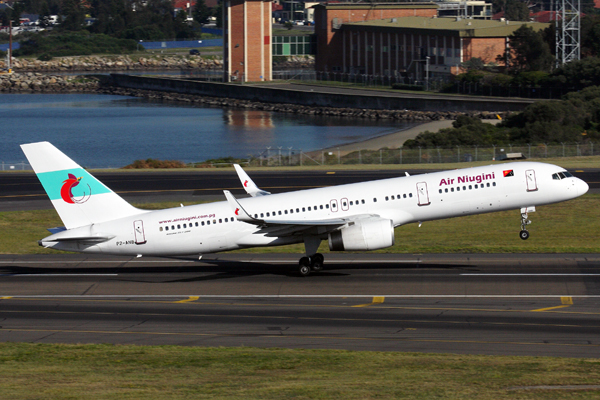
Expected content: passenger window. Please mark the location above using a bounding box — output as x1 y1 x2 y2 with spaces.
457 187 460 192
296 208 300 213
326 204 329 209
451 188 454 192
165 226 169 231
409 193 413 197
183 224 187 228
439 189 442 194
195 222 199 227
260 213 264 218
492 182 496 187
474 184 478 189
403 194 406 199
487 183 490 187
373 198 377 202
285 210 288 214
201 221 205 226
207 221 210 225
177 225 181 229
391 195 395 200
445 188 448 193
350 201 354 206
279 211 282 215
290 209 294 214
361 200 365 204
463 186 466 190
302 207 305 212
308 207 311 211
469 185 472 190
385 196 389 201
219 219 223 223
320 205 323 210
266 213 270 217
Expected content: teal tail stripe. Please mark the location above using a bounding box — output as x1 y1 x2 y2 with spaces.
37 168 112 202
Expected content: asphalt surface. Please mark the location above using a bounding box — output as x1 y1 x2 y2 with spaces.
1 168 598 211
1 169 599 357
1 253 599 357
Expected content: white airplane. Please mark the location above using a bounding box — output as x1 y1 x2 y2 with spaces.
22 141 589 276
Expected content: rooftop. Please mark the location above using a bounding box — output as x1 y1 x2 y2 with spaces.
343 16 550 37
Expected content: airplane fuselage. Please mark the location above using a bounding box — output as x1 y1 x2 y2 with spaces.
41 161 587 256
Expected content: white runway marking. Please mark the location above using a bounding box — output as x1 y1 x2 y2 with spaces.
1 274 119 277
461 274 600 276
2 295 600 299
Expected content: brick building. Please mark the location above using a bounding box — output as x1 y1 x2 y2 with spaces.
314 3 549 79
223 0 272 82
313 3 439 72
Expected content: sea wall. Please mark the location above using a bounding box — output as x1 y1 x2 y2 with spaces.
0 72 510 120
109 74 531 113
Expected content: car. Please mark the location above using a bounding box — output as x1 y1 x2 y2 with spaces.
189 49 200 55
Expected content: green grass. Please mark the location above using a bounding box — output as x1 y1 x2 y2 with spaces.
1 195 599 255
0 343 599 399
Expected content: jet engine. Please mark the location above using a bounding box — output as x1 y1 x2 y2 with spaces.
328 217 395 251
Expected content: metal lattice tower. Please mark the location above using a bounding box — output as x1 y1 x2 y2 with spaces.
555 0 581 68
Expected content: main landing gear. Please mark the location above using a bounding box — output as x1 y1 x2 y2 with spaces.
298 253 324 277
519 211 532 240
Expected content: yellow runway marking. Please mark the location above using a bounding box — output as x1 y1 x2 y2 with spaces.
173 296 199 303
532 297 573 312
326 172 336 174
1 296 13 299
561 296 574 305
352 296 385 307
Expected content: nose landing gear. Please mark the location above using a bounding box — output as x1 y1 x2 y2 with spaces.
519 210 532 240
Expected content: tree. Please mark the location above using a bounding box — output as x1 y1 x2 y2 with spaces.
508 25 553 72
60 0 85 31
504 0 530 21
193 0 212 25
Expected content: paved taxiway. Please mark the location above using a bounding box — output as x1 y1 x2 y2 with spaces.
1 253 599 357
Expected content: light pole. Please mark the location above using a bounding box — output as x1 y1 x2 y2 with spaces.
425 56 430 91
8 19 12 73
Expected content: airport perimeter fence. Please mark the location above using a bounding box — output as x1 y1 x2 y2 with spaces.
249 143 599 167
3 143 597 171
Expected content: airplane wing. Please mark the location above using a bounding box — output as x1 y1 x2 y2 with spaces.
234 164 271 197
223 190 375 237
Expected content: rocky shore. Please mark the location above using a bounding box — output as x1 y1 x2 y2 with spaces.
0 71 507 121
1 55 224 72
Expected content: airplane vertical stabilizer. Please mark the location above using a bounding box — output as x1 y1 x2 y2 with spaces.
21 142 145 229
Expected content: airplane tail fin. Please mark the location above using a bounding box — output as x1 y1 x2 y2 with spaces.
21 142 144 229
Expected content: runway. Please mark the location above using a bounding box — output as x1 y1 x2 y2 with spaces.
1 253 599 357
1 168 599 211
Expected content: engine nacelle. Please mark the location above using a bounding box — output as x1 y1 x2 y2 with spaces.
328 217 395 251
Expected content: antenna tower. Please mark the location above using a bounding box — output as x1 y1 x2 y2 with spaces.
554 0 581 67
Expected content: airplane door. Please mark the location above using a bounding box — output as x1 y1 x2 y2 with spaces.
525 170 538 192
416 182 430 206
134 220 146 244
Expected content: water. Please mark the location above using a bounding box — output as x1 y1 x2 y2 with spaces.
0 93 417 168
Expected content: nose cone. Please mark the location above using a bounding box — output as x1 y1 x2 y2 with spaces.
578 178 589 196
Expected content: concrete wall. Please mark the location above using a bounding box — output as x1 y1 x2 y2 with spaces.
110 73 532 112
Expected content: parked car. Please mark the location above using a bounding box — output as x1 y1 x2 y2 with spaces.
189 49 200 55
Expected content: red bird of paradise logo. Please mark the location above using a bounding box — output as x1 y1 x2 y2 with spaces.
60 173 92 204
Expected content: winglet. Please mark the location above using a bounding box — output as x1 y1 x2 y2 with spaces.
223 190 262 224
233 164 271 197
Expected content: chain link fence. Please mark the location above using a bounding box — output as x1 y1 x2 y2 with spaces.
247 143 598 167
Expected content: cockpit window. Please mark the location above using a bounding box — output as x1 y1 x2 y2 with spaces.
552 171 573 180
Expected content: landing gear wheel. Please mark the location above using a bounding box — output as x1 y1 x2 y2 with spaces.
310 253 324 272
520 211 532 241
299 257 311 277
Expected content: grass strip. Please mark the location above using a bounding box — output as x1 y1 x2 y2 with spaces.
0 343 599 400
1 194 598 255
